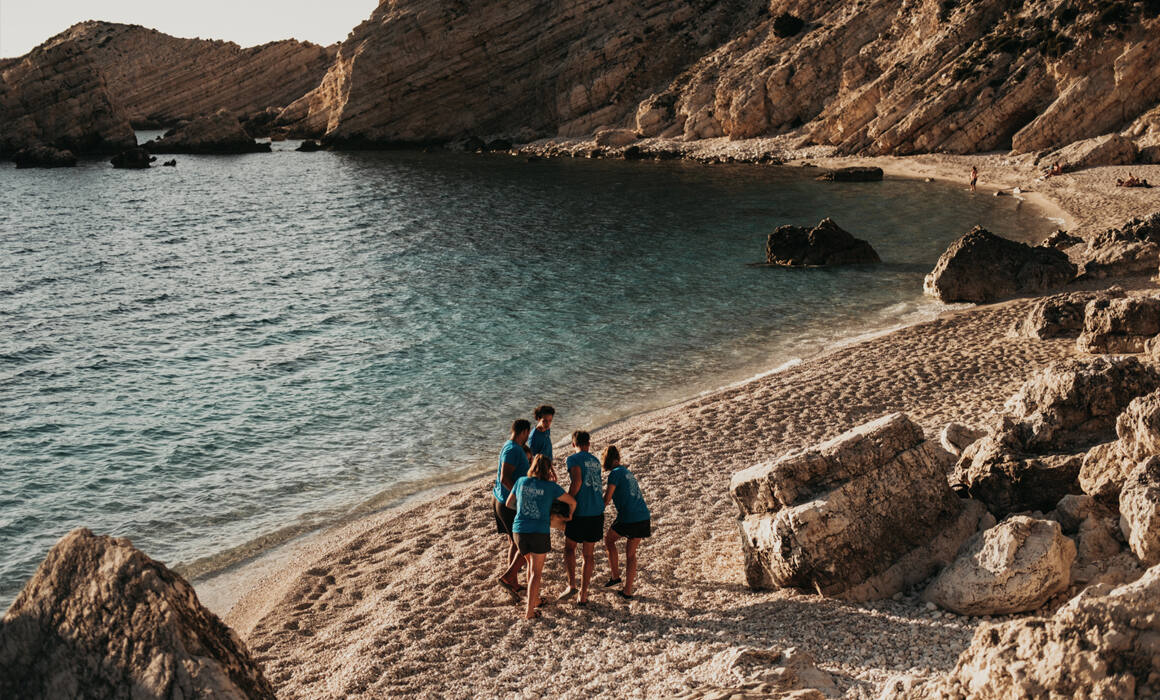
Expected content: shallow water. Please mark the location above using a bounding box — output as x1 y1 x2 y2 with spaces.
0 145 1055 605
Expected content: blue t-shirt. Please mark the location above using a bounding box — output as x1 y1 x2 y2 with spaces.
608 466 650 523
511 476 565 534
566 451 604 517
529 427 552 462
493 440 530 503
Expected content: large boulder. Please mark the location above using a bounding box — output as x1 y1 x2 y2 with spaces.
1013 289 1123 340
12 145 77 168
1082 213 1160 279
814 166 883 182
911 564 1160 699
146 110 272 154
0 528 275 700
730 413 986 600
1077 296 1160 354
1081 390 1160 501
923 516 1075 616
764 218 881 267
594 128 638 148
1047 133 1138 171
1120 456 1160 565
110 147 154 169
923 227 1076 304
953 357 1160 515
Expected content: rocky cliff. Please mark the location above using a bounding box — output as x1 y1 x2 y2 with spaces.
280 0 1160 157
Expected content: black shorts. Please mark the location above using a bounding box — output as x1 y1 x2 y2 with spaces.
515 532 551 555
612 519 652 539
493 498 516 535
565 514 605 543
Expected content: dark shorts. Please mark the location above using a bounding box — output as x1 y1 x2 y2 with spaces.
612 519 652 539
515 532 551 555
565 514 605 543
493 498 516 535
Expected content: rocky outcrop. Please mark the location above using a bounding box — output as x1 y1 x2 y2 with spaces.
923 516 1075 615
1013 289 1123 340
110 147 154 169
730 413 986 600
1120 456 1160 565
146 111 272 154
0 528 274 700
912 564 1160 699
923 227 1076 304
11 145 77 168
953 356 1160 515
1043 132 1138 171
763 218 880 267
1077 296 1160 354
1081 213 1160 279
814 166 882 182
1081 389 1160 501
0 35 136 156
940 422 985 458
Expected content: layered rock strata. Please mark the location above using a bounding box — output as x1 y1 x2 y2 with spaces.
0 528 274 700
730 413 985 600
923 227 1076 304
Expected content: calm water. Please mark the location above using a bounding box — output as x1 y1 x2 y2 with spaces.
0 144 1055 605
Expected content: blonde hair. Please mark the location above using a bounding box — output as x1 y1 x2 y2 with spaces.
529 454 553 481
601 445 620 471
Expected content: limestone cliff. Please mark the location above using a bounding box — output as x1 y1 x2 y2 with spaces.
282 0 1160 157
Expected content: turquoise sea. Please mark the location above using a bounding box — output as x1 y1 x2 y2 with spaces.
0 143 1057 606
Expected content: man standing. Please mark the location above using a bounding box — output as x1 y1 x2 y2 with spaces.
560 430 604 605
529 405 554 463
494 419 531 599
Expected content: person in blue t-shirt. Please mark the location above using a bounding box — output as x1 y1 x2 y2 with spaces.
559 430 604 605
602 445 651 599
528 404 555 463
493 419 531 600
504 454 575 619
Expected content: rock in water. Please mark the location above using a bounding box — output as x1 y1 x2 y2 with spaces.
814 166 883 182
1120 457 1160 565
146 110 272 154
923 516 1076 615
912 564 1160 699
110 147 154 169
0 528 275 700
730 413 986 600
1077 296 1160 354
923 227 1076 303
12 145 78 168
764 218 881 267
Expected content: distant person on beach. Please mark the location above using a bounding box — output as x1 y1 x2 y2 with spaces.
494 419 531 599
969 166 978 192
504 454 576 619
560 430 604 605
529 405 555 464
602 445 651 599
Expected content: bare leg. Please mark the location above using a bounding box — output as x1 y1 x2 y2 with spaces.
500 537 524 585
525 553 546 620
624 538 640 596
580 542 595 603
564 539 578 592
604 529 621 580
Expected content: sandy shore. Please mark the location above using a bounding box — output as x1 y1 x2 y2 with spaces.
214 149 1160 698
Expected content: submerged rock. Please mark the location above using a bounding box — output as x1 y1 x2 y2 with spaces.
764 218 880 267
12 145 77 168
814 166 882 182
923 516 1075 615
923 226 1076 304
146 110 272 154
0 528 275 700
730 413 985 600
110 146 154 169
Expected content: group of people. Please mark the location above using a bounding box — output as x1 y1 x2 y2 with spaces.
1117 172 1153 188
491 405 652 620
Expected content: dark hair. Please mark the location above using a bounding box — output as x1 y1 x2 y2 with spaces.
529 454 553 481
533 404 555 419
511 419 531 438
571 430 590 448
602 445 620 471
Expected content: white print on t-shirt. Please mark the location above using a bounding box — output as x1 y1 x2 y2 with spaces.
522 484 545 520
624 472 641 501
583 457 601 491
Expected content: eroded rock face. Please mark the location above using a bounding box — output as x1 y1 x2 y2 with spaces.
940 422 985 458
1082 213 1160 278
923 227 1076 304
1120 456 1160 565
1081 390 1160 501
730 413 983 600
1077 296 1160 354
0 528 275 700
1013 290 1123 340
12 145 77 168
923 516 1075 616
146 110 272 154
913 564 1160 699
1046 132 1138 171
764 218 880 267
